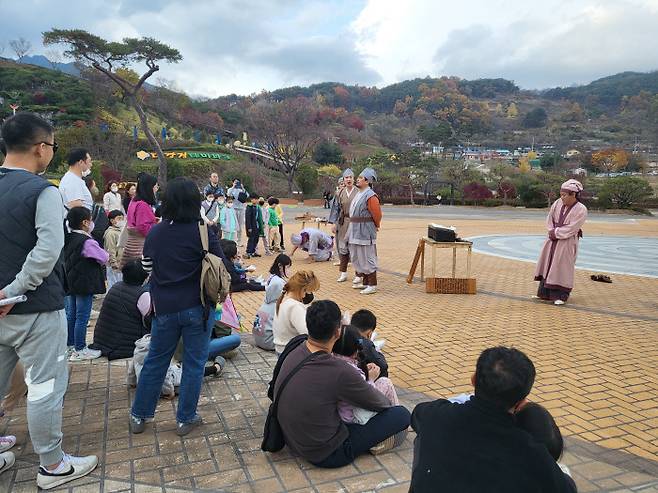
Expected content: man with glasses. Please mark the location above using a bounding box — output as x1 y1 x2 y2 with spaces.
58 148 94 210
0 113 98 489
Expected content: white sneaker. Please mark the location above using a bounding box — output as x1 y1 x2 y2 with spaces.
0 451 15 475
337 272 348 282
0 435 16 453
69 347 102 362
36 453 98 490
352 283 365 289
352 276 363 285
360 286 378 295
554 300 565 306
332 261 341 266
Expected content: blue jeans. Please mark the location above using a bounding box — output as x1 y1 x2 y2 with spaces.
65 294 94 350
208 334 241 359
312 406 411 468
131 305 211 424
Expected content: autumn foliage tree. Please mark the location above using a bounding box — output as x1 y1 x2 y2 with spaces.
463 182 493 205
592 148 629 176
43 29 182 185
247 97 323 194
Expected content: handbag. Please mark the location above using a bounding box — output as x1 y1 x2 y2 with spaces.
261 350 323 452
198 222 231 307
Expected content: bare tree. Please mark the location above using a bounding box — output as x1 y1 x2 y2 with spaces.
247 97 323 195
43 29 182 185
9 37 32 61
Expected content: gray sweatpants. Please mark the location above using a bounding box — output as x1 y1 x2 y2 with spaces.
0 309 68 467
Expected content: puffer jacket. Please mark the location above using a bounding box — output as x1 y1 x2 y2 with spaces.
127 334 182 398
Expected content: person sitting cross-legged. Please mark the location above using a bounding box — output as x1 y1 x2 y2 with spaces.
267 300 410 468
410 346 577 493
89 260 151 360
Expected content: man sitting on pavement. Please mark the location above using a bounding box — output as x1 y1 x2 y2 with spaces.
410 346 577 493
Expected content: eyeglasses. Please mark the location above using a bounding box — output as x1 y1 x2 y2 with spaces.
35 141 58 153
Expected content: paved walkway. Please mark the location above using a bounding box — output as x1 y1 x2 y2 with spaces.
1 211 657 492
469 235 658 277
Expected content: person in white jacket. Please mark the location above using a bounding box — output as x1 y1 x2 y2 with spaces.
253 254 292 350
272 270 320 354
103 181 125 214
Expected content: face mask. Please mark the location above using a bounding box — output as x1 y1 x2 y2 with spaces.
302 292 314 305
218 199 225 205
227 203 233 208
82 168 92 177
86 220 95 232
111 185 118 193
116 220 126 229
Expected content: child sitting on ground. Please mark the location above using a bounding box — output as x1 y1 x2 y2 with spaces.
220 239 265 292
332 325 399 425
515 402 571 476
350 309 388 378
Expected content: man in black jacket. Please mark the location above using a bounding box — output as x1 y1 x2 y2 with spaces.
410 346 577 493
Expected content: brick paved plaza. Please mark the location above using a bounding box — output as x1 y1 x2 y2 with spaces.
1 207 657 492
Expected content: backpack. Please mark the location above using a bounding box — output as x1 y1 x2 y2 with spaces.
198 222 231 307
237 190 248 203
91 204 109 247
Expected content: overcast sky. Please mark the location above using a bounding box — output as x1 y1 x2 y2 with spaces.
1 0 658 97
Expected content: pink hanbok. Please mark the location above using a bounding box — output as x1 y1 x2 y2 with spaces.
534 198 588 301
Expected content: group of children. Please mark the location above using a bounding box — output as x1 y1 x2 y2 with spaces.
201 190 285 257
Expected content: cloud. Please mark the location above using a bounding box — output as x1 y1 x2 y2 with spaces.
432 1 658 88
249 36 381 86
2 0 658 95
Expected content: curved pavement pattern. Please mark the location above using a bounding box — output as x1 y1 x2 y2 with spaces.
468 235 658 278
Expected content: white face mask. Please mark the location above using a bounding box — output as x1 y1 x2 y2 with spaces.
82 168 92 177
111 185 119 193
116 220 126 229
227 203 233 208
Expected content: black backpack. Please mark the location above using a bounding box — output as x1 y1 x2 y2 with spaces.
91 204 109 248
237 191 248 203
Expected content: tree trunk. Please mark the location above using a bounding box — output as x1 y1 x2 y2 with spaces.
287 173 295 197
130 95 168 185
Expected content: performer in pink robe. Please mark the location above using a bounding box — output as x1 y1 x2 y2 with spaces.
534 179 588 305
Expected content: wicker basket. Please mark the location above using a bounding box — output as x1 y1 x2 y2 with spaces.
425 277 477 294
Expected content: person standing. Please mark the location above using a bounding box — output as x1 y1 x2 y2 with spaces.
245 193 264 258
274 198 285 251
123 183 137 212
348 168 382 295
130 177 225 437
203 172 224 198
329 169 358 282
0 113 98 489
120 173 158 268
58 148 93 211
104 210 125 289
227 179 247 246
533 179 588 306
103 181 125 214
220 196 239 241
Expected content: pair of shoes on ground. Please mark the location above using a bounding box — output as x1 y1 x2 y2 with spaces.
351 276 377 295
68 346 101 362
1 437 97 491
591 274 612 283
130 414 203 437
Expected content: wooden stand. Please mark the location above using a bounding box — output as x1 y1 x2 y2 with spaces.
407 238 476 294
295 214 329 230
